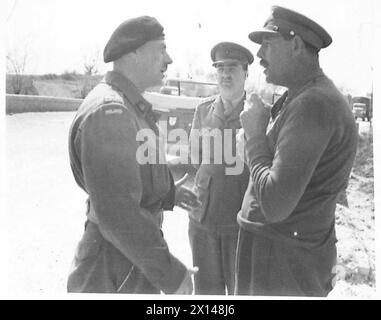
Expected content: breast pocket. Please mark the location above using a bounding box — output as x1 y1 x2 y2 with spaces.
189 174 212 223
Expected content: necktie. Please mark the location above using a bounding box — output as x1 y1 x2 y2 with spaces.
224 100 234 117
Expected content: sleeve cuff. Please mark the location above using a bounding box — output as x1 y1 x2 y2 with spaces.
157 254 187 294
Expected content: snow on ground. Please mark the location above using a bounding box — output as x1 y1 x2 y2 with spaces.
3 112 376 298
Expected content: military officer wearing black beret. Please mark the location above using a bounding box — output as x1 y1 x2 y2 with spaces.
188 42 253 295
67 16 199 294
236 6 358 296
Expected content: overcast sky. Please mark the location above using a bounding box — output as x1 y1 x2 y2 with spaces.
3 0 379 95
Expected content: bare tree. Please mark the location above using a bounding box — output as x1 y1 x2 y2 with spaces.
83 48 100 76
5 29 37 95
6 45 29 94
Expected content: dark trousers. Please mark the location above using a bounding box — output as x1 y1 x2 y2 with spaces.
67 221 159 294
188 220 238 295
235 228 336 296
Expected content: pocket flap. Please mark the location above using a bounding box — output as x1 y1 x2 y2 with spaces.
195 173 212 190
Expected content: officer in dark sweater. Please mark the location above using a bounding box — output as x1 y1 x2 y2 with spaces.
236 6 358 296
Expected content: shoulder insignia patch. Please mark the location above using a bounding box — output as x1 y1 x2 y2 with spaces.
103 90 124 105
105 108 124 115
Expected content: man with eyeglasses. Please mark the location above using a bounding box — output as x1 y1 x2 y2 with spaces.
188 42 253 295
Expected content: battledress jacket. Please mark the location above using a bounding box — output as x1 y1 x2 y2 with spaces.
68 71 186 293
189 95 249 233
235 70 358 296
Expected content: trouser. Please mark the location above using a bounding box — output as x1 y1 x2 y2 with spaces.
67 220 159 294
188 219 238 295
235 227 336 297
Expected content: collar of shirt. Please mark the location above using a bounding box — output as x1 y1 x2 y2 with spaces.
221 92 245 115
212 93 246 123
271 91 288 120
103 71 161 122
271 69 326 120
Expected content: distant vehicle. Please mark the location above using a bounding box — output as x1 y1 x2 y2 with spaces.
143 90 203 139
144 79 218 148
352 96 372 121
352 103 368 121
159 78 219 98
159 85 183 96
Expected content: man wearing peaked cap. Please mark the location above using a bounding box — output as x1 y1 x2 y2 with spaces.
67 16 199 295
211 42 254 67
248 6 332 50
188 42 253 295
236 7 358 296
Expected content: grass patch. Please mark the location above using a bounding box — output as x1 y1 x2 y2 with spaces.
353 130 373 179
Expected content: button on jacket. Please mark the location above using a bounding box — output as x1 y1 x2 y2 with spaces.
189 95 249 233
236 70 358 296
67 71 186 293
188 95 249 294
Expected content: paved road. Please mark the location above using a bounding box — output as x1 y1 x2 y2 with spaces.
4 112 193 296
4 112 373 297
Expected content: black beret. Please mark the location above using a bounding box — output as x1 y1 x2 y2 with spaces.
211 42 254 67
103 16 165 63
249 6 332 50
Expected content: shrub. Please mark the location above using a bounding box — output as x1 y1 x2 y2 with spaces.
61 70 79 81
353 130 373 179
6 74 38 95
76 78 99 99
40 73 59 80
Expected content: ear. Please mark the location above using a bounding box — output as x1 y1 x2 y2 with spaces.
291 35 304 56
